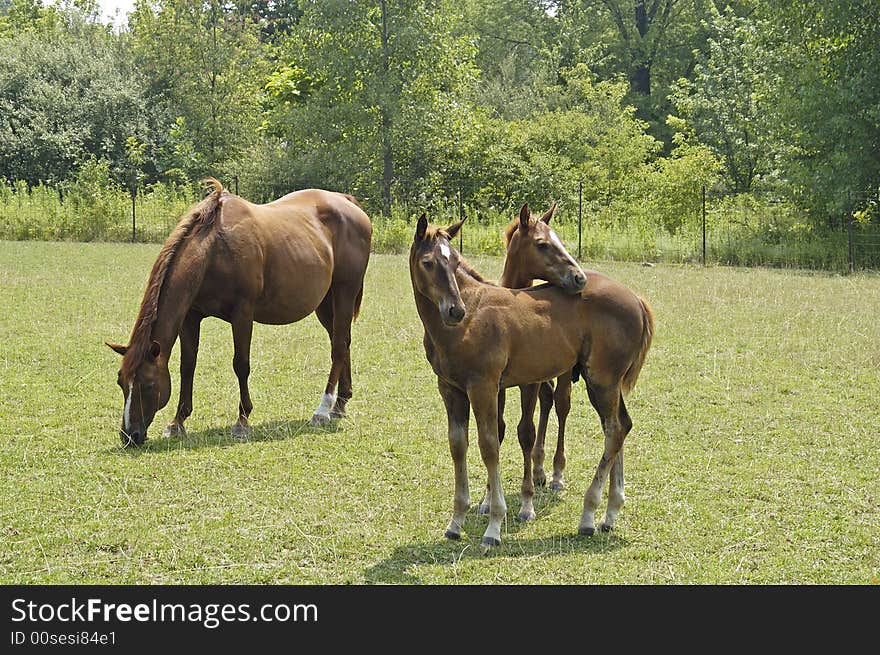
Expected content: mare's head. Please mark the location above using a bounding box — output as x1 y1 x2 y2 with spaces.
410 214 467 326
106 340 172 446
504 202 586 293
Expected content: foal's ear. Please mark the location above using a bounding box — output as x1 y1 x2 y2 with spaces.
519 203 531 231
106 342 128 357
148 340 161 359
415 213 428 242
541 201 558 224
445 216 467 240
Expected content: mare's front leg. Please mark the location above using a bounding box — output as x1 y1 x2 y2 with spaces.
468 381 506 554
231 311 254 439
164 310 202 438
439 380 471 540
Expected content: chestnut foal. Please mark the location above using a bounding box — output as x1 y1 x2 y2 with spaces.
409 215 653 552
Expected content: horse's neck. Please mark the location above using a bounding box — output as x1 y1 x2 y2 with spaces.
499 257 532 289
150 234 215 351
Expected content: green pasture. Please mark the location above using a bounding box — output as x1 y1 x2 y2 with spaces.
0 241 877 584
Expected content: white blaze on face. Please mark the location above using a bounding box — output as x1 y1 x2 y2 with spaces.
549 229 578 266
123 381 133 432
439 242 451 261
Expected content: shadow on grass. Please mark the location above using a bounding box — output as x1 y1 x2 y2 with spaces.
363 490 626 584
107 418 343 456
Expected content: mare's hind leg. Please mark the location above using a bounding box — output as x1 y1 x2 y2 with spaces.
532 380 554 487
439 380 471 540
579 382 631 536
550 372 572 491
516 384 539 521
230 311 255 440
164 310 202 438
313 293 349 419
311 283 357 426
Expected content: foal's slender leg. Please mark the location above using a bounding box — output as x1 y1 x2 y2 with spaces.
311 283 356 426
478 389 506 515
532 380 554 487
579 383 631 536
468 382 506 552
601 395 631 531
165 310 202 438
550 372 573 491
517 384 539 521
230 311 255 439
439 380 471 540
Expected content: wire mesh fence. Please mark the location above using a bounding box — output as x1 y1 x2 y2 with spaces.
1 176 878 272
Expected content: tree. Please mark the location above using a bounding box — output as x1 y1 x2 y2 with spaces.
128 0 268 181
263 0 480 214
0 8 145 185
670 10 776 193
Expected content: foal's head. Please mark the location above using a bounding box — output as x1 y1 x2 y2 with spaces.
504 202 586 294
106 340 172 446
410 214 467 326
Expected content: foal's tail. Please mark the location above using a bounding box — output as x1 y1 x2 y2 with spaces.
352 283 364 322
621 297 654 394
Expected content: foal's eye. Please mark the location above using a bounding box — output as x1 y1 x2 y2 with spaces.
422 260 434 269
537 241 550 250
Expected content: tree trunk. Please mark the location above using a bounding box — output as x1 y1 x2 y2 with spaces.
380 0 392 217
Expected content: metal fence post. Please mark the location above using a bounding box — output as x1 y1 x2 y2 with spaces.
847 196 854 274
130 183 137 243
702 185 707 266
234 174 239 196
457 183 464 254
578 179 583 260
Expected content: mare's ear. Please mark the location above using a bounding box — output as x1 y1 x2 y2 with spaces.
541 201 558 224
445 216 467 240
519 203 531 232
106 342 128 356
148 340 161 359
415 213 428 242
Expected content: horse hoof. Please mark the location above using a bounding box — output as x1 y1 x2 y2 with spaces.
480 536 501 555
444 529 461 541
599 523 613 533
534 476 547 487
163 424 186 439
310 413 331 427
549 481 564 492
329 410 346 419
517 510 536 522
578 526 595 537
231 425 251 440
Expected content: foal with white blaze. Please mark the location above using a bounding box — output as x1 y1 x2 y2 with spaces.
409 215 653 552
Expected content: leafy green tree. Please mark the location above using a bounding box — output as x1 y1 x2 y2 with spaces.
0 9 145 185
670 10 776 193
128 0 268 181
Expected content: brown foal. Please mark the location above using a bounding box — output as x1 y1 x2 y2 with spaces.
499 202 582 492
409 215 653 552
107 179 372 446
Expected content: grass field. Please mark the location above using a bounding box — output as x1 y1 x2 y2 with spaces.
0 241 878 584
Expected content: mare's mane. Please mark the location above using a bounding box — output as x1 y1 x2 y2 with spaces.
120 178 225 380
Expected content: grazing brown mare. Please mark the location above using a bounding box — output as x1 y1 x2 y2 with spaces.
409 215 653 552
106 179 372 446
499 202 581 493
